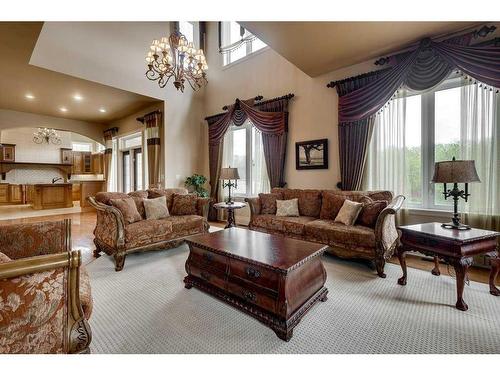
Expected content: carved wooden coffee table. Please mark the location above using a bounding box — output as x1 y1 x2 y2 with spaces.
184 227 328 341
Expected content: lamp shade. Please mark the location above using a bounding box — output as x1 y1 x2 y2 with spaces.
220 167 240 180
431 159 480 183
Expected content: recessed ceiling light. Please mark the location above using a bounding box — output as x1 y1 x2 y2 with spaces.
59 107 68 112
99 108 107 113
25 93 35 100
73 94 83 101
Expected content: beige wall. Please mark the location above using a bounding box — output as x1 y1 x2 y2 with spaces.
202 22 381 190
0 109 105 143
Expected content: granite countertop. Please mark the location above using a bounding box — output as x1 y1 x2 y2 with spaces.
32 183 73 186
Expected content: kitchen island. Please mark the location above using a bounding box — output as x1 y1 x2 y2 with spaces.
27 183 73 210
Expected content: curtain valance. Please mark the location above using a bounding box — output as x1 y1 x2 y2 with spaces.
330 37 500 123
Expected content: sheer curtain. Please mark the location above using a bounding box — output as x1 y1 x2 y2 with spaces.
362 94 416 201
460 83 499 229
251 126 270 194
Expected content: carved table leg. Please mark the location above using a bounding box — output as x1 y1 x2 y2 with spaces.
397 248 407 286
431 256 441 276
225 208 236 229
453 260 470 311
489 257 500 296
183 276 193 289
274 327 293 342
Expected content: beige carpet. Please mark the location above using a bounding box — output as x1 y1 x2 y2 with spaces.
86 244 500 354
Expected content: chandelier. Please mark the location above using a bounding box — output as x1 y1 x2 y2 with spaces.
145 31 208 92
33 128 62 145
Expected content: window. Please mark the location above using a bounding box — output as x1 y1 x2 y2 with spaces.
72 142 92 152
179 21 194 45
220 22 267 66
222 121 270 197
118 133 144 193
364 76 499 214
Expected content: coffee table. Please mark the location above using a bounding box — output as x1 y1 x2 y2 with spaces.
184 227 328 341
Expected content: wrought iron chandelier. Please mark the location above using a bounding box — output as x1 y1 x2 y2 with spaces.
33 128 62 145
145 31 208 92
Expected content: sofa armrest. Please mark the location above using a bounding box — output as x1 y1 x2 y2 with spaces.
196 197 212 220
87 196 126 248
374 195 405 259
0 250 91 354
244 197 261 221
0 219 71 260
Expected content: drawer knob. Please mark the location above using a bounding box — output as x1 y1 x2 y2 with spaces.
245 267 261 279
242 290 256 302
202 252 214 262
200 271 211 281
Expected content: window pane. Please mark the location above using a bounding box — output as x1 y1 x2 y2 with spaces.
251 127 270 195
223 127 247 196
251 37 266 53
405 95 422 205
72 142 92 152
123 152 130 193
434 86 461 207
179 22 194 44
135 150 143 191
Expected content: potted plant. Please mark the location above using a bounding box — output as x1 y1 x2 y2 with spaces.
184 174 209 197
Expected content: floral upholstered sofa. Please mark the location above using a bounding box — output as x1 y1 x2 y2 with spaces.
88 188 211 271
245 188 405 277
0 219 92 354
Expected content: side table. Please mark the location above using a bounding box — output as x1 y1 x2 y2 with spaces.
213 202 247 229
397 222 499 311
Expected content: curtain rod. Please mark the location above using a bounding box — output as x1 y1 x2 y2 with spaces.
204 93 295 121
222 95 263 110
103 126 118 133
136 110 162 123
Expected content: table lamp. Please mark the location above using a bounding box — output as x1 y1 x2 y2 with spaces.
431 157 480 230
220 167 240 204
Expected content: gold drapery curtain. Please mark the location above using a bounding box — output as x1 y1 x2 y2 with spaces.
144 111 163 188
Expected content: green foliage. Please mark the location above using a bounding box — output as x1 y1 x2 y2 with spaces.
184 174 209 198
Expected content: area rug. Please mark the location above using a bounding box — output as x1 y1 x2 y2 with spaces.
86 244 500 354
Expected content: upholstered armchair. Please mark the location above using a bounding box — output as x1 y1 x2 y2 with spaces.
0 219 92 354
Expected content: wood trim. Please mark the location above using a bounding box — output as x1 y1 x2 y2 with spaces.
0 161 73 180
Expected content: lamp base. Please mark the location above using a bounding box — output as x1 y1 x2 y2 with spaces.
225 199 234 205
441 222 471 231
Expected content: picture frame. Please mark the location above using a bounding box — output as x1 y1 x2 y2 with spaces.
295 138 328 170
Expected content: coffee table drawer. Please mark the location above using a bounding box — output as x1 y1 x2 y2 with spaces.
229 259 279 291
189 263 226 291
190 246 228 273
227 282 277 313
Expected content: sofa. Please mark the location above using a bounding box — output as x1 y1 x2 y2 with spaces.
88 188 211 272
245 188 405 277
0 219 92 354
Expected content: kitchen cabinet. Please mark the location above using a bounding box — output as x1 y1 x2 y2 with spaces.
83 152 92 173
0 184 8 203
0 144 16 162
91 153 104 174
72 152 83 174
72 182 81 201
8 184 23 203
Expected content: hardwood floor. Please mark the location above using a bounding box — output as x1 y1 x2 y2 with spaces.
0 212 494 285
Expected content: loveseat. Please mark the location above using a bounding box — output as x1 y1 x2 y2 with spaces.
0 219 92 354
245 188 405 277
88 188 211 271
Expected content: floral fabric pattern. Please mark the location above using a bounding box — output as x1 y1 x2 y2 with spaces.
276 198 300 217
251 214 316 235
147 188 188 211
144 196 170 220
319 192 348 220
171 194 198 216
110 197 142 224
124 219 173 249
334 200 363 226
128 190 149 218
259 193 283 214
357 197 388 228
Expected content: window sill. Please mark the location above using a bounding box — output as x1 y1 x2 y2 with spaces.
404 207 453 218
221 46 271 71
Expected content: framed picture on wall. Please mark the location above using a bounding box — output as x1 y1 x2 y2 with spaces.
295 138 328 170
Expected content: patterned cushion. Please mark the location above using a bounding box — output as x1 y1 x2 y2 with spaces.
171 194 198 216
162 215 206 235
297 190 322 217
334 200 363 226
357 196 388 228
276 198 299 217
305 220 376 249
110 197 142 224
95 192 129 205
124 219 174 249
144 196 170 220
127 191 148 219
0 251 11 263
259 192 283 214
148 188 188 211
320 192 347 220
79 267 93 320
251 214 317 235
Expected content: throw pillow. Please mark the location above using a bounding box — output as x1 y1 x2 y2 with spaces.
276 198 300 217
334 199 363 226
259 192 283 214
128 190 148 218
143 196 170 220
297 190 322 217
110 197 142 224
357 196 388 228
171 193 198 216
0 251 11 264
320 192 347 220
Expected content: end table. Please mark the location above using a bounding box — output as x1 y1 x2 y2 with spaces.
397 222 499 311
213 202 246 229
